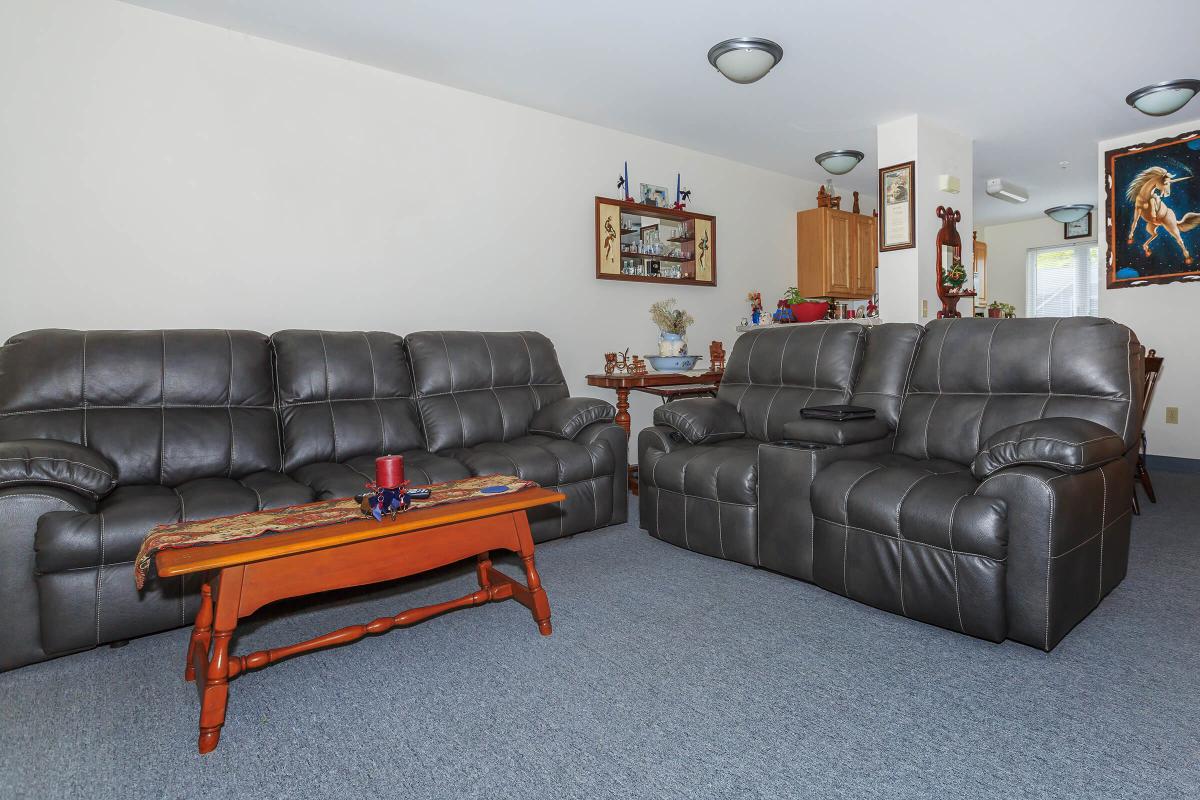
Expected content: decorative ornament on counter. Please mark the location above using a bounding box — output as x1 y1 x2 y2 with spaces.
942 257 969 291
852 191 861 214
603 348 632 375
631 356 648 376
747 291 764 325
773 300 796 324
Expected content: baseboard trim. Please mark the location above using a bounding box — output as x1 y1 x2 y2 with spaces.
1146 454 1200 474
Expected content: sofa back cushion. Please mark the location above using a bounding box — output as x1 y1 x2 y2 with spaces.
894 317 1142 465
0 329 281 485
717 324 865 442
407 331 569 451
850 323 925 428
272 330 425 472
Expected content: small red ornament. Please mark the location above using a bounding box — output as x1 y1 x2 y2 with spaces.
375 455 405 489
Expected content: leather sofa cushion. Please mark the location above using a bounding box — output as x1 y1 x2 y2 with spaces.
894 317 1141 466
640 438 759 505
850 323 924 427
717 324 864 441
529 397 615 440
408 331 570 451
0 439 116 499
290 450 470 499
445 435 614 487
810 453 1008 641
35 473 314 574
272 331 425 472
0 329 282 485
972 417 1126 479
653 398 745 444
780 417 891 446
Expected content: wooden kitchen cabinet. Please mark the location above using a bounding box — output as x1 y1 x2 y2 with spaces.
796 207 877 299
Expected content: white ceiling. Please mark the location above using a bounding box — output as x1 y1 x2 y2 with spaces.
121 0 1200 226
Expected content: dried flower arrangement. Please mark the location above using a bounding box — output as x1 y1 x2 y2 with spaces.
649 298 694 335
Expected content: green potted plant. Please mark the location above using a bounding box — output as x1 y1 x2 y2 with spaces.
987 300 1004 319
783 287 828 323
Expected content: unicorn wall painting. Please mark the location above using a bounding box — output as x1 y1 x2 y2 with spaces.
1105 129 1200 288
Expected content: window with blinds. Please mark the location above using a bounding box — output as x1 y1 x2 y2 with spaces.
1025 242 1099 317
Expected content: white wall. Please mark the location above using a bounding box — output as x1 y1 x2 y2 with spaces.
0 0 830 456
977 216 1082 315
1098 118 1200 460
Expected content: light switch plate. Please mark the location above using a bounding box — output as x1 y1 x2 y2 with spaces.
921 299 929 318
1166 406 1179 424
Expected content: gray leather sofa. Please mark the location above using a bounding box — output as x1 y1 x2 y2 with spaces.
0 329 625 671
641 318 1143 650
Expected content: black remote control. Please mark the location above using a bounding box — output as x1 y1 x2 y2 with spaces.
406 488 432 499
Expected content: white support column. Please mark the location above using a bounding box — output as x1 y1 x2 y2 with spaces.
876 115 973 323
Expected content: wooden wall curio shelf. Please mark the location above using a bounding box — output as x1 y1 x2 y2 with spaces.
595 196 716 287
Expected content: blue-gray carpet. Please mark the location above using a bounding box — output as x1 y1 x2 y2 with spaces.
2 474 1198 799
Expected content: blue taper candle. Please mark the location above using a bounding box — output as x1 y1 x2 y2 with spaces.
676 173 680 204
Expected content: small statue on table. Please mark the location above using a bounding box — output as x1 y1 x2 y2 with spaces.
709 341 725 373
630 356 648 376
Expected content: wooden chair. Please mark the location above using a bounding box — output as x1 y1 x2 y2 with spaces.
1132 348 1163 515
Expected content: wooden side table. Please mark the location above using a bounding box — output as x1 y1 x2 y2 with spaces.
586 371 723 494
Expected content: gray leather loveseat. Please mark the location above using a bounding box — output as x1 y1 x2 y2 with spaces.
0 329 625 671
640 318 1143 650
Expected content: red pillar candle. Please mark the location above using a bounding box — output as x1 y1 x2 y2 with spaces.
375 455 404 489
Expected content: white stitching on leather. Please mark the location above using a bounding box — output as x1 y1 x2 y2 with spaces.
973 321 1000 453
516 332 541 421
95 511 105 645
841 465 884 596
479 333 509 440
712 457 728 559
985 434 1117 449
362 333 389 454
226 330 236 478
0 457 113 478
1098 465 1107 602
814 514 1004 561
893 473 937 616
81 331 89 447
437 332 469 449
318 332 339 462
946 495 966 632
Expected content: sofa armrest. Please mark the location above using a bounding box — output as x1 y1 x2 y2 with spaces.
653 398 745 444
0 439 117 500
971 418 1126 480
781 417 891 446
529 397 616 440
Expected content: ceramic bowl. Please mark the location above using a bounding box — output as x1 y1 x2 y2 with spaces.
646 355 702 372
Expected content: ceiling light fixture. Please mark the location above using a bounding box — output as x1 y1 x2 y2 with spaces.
707 38 784 84
815 150 865 175
1125 79 1200 116
1044 204 1094 224
985 178 1029 204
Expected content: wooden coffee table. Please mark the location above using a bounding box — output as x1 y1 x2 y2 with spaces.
156 487 564 754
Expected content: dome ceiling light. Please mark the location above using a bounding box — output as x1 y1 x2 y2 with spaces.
707 38 784 84
1126 79 1200 116
815 150 865 175
1045 204 1094 224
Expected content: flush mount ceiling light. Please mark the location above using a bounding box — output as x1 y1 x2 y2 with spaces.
1126 79 1200 116
707 38 784 84
1045 204 1094 224
985 178 1029 204
815 150 865 175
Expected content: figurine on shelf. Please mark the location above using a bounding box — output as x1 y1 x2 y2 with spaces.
866 293 880 318
817 184 831 208
709 341 726 373
672 173 691 210
617 161 632 201
773 301 795 324
852 191 860 214
630 356 648 376
748 291 764 325
605 348 631 374
830 193 842 210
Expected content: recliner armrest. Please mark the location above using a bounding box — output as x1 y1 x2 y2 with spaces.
653 398 745 444
528 397 616 440
971 417 1125 480
780 417 892 446
0 439 117 499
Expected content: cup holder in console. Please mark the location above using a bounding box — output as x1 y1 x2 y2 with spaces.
772 440 828 450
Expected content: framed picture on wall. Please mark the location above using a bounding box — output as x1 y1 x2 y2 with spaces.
1064 212 1092 240
1104 128 1200 288
879 161 915 251
639 183 668 208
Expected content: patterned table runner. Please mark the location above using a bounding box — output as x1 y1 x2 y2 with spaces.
134 474 535 588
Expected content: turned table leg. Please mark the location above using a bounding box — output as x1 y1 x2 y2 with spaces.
185 583 214 682
614 387 631 435
512 513 551 636
198 566 244 755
